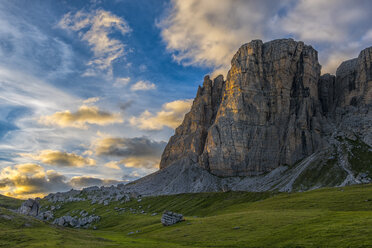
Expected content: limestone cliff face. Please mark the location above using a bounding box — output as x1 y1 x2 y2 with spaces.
160 75 224 169
202 39 325 176
334 47 372 108
160 39 372 177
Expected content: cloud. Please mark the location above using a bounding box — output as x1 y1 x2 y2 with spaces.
158 0 287 74
0 163 70 199
59 9 131 76
0 163 123 198
104 161 121 170
159 0 372 74
93 136 166 169
39 104 123 129
122 171 142 182
130 80 156 91
69 176 121 188
119 100 134 112
113 77 131 87
278 0 366 43
20 150 96 167
83 97 100 104
130 99 192 130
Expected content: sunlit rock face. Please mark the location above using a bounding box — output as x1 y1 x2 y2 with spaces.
160 75 225 169
160 39 372 177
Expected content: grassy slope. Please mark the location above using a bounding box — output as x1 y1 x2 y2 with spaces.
0 207 111 248
0 194 23 209
1 185 372 247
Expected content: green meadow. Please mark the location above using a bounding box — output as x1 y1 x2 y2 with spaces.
1 184 372 247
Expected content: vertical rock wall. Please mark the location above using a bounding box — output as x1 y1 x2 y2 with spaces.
160 39 372 177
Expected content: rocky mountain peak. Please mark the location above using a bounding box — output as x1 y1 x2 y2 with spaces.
160 38 371 178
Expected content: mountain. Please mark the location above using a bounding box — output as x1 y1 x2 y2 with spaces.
124 38 371 195
43 39 371 198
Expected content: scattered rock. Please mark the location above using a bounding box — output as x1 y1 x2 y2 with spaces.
52 214 100 228
37 210 54 221
161 211 184 226
0 214 13 220
18 199 40 216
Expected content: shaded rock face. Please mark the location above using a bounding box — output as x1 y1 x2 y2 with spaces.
334 48 372 109
160 39 372 177
18 199 40 216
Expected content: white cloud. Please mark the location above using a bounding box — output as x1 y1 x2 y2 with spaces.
130 80 156 91
113 77 131 87
59 9 131 76
158 0 287 75
130 99 192 130
83 97 100 104
159 0 372 74
362 29 372 42
278 0 365 43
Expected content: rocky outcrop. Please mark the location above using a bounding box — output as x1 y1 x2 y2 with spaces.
37 210 54 221
158 38 371 184
161 39 327 176
161 211 184 226
52 214 100 228
18 199 40 216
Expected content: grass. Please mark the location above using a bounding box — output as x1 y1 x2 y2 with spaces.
1 184 372 247
347 138 372 175
0 194 23 209
292 156 347 191
0 207 111 248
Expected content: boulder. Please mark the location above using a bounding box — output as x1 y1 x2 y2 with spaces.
161 211 184 226
18 198 40 216
53 214 100 228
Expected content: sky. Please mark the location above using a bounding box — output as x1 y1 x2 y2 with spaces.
0 0 371 199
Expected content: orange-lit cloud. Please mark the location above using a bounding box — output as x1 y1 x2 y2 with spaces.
130 99 192 130
39 104 123 129
20 150 96 167
0 164 70 199
0 163 123 199
104 161 121 170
